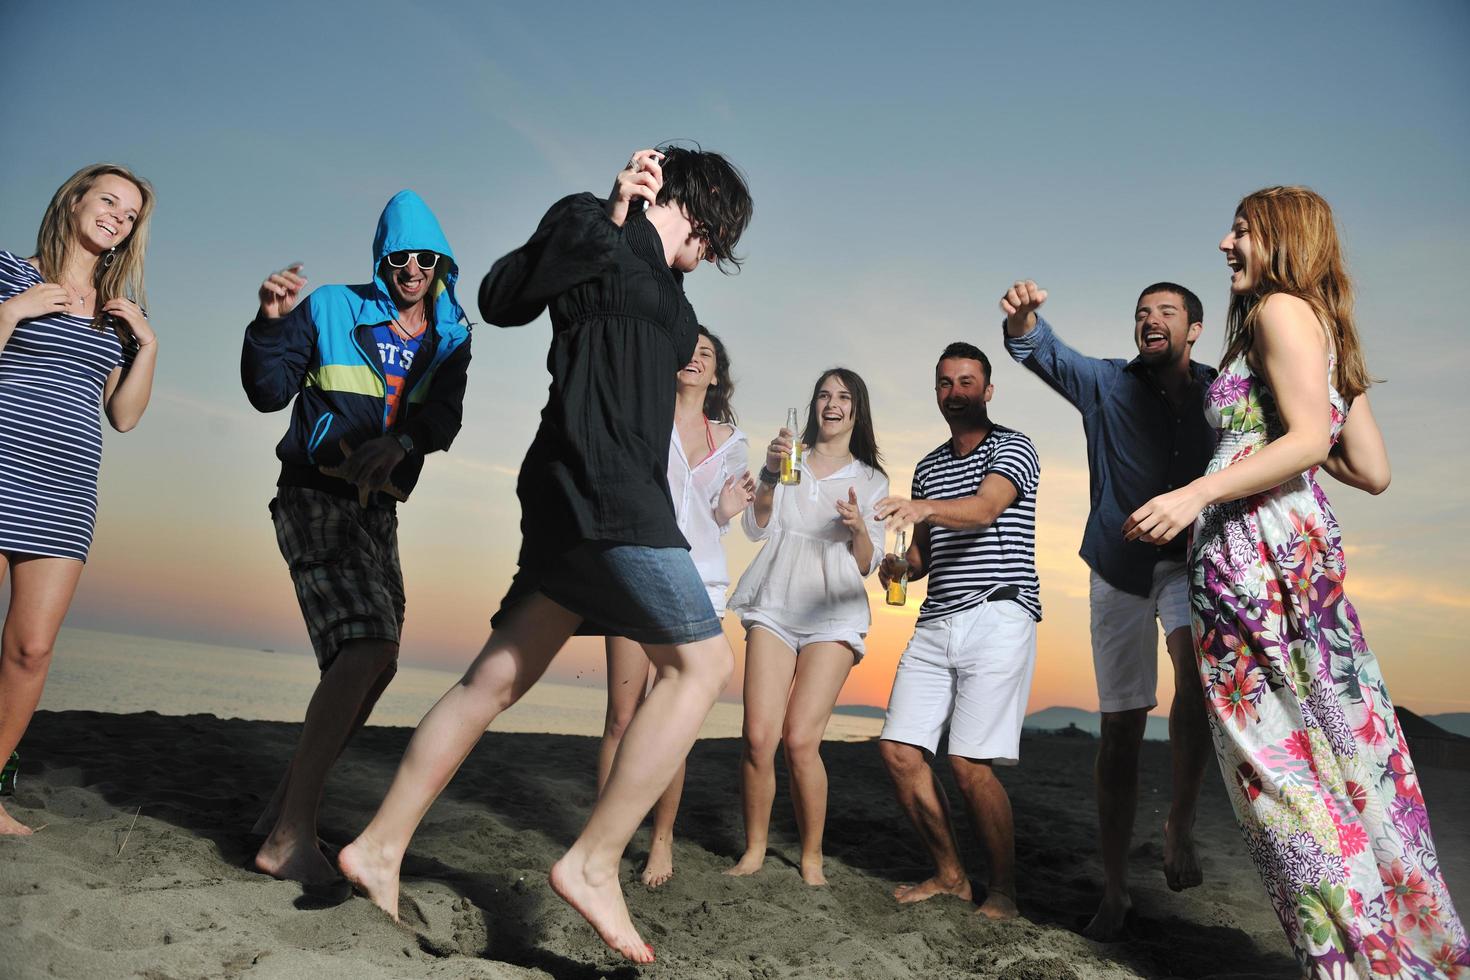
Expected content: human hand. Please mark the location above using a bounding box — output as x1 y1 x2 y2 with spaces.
765 427 795 473
873 495 932 531
877 551 911 588
715 470 757 524
1000 279 1048 336
606 149 665 227
835 487 867 538
1 282 73 326
1123 484 1206 545
258 264 307 320
319 437 408 507
101 297 155 348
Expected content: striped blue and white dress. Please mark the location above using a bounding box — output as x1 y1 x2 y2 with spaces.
0 250 136 562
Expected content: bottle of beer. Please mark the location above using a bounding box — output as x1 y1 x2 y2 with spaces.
780 407 803 485
0 751 17 796
886 529 909 606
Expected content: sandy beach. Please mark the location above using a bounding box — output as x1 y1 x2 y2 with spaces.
2 709 1466 980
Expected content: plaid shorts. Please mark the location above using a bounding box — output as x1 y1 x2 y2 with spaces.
271 486 405 671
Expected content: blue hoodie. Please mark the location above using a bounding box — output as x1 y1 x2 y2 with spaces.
241 190 472 502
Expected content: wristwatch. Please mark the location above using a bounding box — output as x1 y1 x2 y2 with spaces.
394 432 415 455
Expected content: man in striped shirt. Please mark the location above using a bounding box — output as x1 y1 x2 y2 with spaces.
873 342 1041 920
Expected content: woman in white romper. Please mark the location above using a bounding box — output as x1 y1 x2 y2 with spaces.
597 326 754 887
725 368 887 885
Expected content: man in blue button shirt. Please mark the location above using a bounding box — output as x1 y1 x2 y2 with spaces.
1001 279 1216 940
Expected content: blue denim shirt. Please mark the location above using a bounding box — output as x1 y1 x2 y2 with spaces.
1004 316 1217 597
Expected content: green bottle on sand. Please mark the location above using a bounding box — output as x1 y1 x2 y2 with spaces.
0 751 17 795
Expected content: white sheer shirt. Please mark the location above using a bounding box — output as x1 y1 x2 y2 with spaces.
728 457 888 635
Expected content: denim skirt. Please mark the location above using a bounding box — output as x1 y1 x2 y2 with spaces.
493 542 723 646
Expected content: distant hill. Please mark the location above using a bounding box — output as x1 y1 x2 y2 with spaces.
1022 706 1170 742
835 704 1470 747
1426 713 1470 739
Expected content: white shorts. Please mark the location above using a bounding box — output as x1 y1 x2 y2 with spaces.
742 613 865 662
1089 561 1192 714
879 600 1037 765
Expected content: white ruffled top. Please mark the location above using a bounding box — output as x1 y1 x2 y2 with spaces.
727 457 888 636
669 423 749 614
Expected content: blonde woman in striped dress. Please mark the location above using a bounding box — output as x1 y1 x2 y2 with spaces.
0 164 159 835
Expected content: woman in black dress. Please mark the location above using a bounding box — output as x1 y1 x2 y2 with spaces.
341 147 752 964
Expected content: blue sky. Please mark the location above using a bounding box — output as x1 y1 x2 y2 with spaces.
2 0 1467 711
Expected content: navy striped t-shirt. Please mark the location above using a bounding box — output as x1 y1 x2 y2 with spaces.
913 425 1041 624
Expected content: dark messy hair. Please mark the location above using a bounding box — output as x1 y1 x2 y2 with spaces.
655 144 753 274
801 367 885 476
698 325 737 425
1137 282 1203 326
937 342 992 383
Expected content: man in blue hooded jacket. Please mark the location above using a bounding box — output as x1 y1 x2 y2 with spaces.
241 190 472 885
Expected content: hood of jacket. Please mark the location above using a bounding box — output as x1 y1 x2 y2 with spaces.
369 189 466 330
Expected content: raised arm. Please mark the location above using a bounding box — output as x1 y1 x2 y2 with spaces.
1000 280 1118 414
241 264 315 413
480 149 663 328
1320 392 1390 494
747 424 795 533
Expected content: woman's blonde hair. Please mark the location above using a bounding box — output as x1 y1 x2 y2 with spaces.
35 163 155 333
1223 185 1374 401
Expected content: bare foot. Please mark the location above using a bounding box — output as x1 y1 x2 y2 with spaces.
800 855 828 887
1163 820 1203 892
549 849 654 964
640 837 674 889
976 892 1020 920
893 875 972 904
338 836 403 921
249 808 277 837
723 850 765 877
254 827 341 886
1082 891 1131 941
0 803 34 836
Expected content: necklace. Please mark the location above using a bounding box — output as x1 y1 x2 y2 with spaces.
389 315 425 341
809 447 852 461
63 281 92 308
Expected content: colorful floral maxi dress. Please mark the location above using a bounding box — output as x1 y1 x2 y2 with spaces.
1190 355 1467 978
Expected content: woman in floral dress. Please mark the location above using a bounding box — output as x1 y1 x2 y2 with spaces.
1125 186 1466 978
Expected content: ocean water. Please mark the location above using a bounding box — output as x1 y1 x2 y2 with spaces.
39 628 883 742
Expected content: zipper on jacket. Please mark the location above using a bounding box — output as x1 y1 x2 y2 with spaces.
351 325 390 433
306 412 335 463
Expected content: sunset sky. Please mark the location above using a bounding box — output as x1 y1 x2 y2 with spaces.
3 1 1467 716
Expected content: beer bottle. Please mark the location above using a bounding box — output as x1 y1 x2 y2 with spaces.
780 407 803 485
885 529 909 606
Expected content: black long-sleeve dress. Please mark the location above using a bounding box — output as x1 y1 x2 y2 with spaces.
481 193 706 631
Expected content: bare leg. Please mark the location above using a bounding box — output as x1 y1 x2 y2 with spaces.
638 658 686 888
340 595 579 916
879 739 973 904
1163 626 1207 892
0 555 84 836
725 628 796 876
1084 708 1147 938
780 642 855 885
251 661 397 837
949 755 1019 919
597 637 683 888
254 639 398 884
549 630 732 963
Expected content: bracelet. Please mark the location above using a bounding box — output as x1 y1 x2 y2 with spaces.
758 466 780 486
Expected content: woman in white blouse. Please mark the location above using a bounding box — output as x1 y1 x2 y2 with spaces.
597 326 754 888
725 368 888 885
